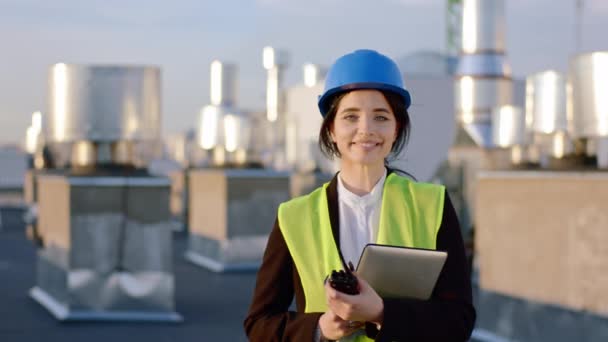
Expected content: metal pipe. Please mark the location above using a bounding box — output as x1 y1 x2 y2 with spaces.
263 47 288 123
210 61 237 107
303 63 326 88
455 0 511 148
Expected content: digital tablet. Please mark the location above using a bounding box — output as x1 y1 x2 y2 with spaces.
355 243 447 300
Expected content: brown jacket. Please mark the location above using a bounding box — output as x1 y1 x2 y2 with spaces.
244 173 476 341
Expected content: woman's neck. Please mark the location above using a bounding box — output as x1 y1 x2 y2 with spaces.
339 162 386 196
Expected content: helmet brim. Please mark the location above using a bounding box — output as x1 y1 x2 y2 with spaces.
318 82 411 117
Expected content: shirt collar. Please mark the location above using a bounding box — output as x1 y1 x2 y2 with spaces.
337 168 387 208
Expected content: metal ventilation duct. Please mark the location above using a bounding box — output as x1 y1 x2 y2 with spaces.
47 64 161 143
526 70 568 135
455 0 512 148
25 111 43 154
263 47 288 123
302 63 326 88
197 60 251 166
461 0 505 53
492 105 526 148
523 70 576 160
197 105 250 153
210 61 238 107
569 51 608 168
569 51 608 138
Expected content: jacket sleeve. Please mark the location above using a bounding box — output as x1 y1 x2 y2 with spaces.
366 191 476 342
244 218 323 342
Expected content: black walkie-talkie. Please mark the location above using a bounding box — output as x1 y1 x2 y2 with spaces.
327 261 359 295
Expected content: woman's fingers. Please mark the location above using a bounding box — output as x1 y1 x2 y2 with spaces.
325 272 384 323
336 317 364 337
325 278 360 321
327 296 357 321
344 320 365 330
319 310 363 340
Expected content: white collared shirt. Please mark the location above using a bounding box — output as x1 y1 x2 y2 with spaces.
337 169 387 267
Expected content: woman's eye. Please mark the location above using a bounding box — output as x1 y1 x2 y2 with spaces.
344 114 358 121
375 116 389 121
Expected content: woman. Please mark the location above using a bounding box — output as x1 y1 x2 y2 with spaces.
244 49 476 341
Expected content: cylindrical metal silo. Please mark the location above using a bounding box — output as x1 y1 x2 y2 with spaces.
455 0 512 148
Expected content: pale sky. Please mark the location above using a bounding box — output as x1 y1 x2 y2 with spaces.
1 0 607 145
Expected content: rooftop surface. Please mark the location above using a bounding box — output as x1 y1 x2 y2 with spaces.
1 208 490 342
0 216 257 342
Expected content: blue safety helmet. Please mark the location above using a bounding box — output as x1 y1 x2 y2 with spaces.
318 49 411 117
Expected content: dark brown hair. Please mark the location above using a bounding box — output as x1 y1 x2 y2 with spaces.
318 90 411 161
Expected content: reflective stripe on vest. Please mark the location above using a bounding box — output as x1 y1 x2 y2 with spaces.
278 172 445 314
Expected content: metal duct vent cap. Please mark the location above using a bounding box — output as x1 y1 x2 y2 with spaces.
47 64 161 143
526 70 567 135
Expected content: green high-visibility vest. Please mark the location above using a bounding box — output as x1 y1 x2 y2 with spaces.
278 173 445 341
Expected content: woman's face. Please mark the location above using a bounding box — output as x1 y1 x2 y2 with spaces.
330 90 398 167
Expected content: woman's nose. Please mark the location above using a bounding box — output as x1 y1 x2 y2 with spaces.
357 116 373 133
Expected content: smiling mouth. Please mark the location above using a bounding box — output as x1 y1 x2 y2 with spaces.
351 142 381 148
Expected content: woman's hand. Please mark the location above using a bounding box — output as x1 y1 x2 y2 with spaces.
325 272 384 326
318 309 364 340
